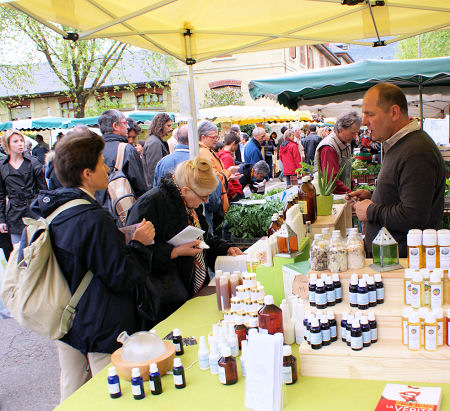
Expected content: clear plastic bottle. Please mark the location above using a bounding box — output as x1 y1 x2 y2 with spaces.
328 232 347 272
298 176 317 224
423 229 439 270
310 234 328 271
347 232 365 270
438 229 450 270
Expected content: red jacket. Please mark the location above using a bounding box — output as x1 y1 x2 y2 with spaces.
319 146 351 194
218 150 243 199
278 139 302 175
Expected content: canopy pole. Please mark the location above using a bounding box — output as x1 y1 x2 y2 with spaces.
419 81 424 129
184 29 199 158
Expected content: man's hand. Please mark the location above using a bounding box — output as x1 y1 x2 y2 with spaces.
132 219 155 245
170 240 203 259
354 199 373 222
228 165 240 174
227 247 243 256
346 189 372 205
0 223 7 233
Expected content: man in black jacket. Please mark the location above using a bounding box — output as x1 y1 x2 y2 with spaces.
95 109 148 212
302 124 321 165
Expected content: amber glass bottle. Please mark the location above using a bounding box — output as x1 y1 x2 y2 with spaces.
258 295 283 334
218 346 238 385
298 176 317 224
268 214 281 237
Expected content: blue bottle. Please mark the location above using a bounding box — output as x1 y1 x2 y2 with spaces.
131 367 145 400
349 276 358 308
107 366 121 399
332 273 342 303
315 279 327 310
149 363 163 395
357 279 369 310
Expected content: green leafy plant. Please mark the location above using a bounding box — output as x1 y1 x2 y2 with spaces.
445 178 450 197
295 162 314 177
224 199 283 238
317 156 345 196
353 184 375 192
265 187 285 196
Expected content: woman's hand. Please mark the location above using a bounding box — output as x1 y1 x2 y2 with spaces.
0 223 8 233
170 240 203 259
132 219 155 245
227 247 243 256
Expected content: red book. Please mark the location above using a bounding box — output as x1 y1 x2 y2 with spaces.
375 384 442 411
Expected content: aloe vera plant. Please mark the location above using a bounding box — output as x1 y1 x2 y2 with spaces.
317 156 345 196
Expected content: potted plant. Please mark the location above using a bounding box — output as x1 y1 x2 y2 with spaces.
316 158 344 216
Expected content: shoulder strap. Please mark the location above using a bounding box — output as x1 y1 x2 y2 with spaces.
46 199 91 224
114 143 127 172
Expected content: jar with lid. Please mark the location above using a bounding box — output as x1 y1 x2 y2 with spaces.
347 232 365 270
328 232 347 272
298 176 317 224
321 227 331 242
310 234 328 271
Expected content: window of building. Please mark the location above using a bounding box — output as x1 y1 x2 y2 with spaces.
9 105 31 121
320 54 326 68
60 101 75 118
136 93 163 108
299 46 307 66
307 46 314 69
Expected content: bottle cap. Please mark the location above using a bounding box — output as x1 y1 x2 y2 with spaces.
332 273 340 281
422 229 437 246
248 328 258 337
235 316 244 325
173 328 181 337
425 312 436 324
360 316 368 324
437 229 450 246
249 317 259 328
108 366 117 377
412 272 423 282
347 314 354 323
430 271 441 283
418 307 428 318
264 295 274 305
404 269 415 279
420 268 430 278
301 176 309 183
367 276 375 285
325 277 333 285
316 279 324 287
358 278 367 287
407 229 422 246
367 312 376 321
314 233 323 240
352 318 360 328
320 273 328 281
409 312 419 323
283 345 292 356
173 358 182 368
131 367 141 378
350 273 358 284
332 230 341 236
433 268 444 279
199 335 208 349
326 310 335 320
309 273 317 280
320 315 328 323
311 318 319 327
150 363 159 373
221 346 231 357
373 274 382 282
432 307 443 318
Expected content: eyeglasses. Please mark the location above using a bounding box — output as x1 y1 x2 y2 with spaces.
119 120 128 126
206 134 219 141
189 187 209 202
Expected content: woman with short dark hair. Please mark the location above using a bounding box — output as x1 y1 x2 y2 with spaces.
30 126 155 402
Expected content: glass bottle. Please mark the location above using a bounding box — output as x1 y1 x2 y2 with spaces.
267 214 281 237
328 232 347 272
298 176 317 224
310 234 328 271
258 295 283 335
347 232 365 270
278 211 285 224
283 195 295 220
282 345 298 385
218 346 238 385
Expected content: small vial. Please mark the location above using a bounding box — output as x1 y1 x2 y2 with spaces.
368 311 377 343
310 318 322 350
332 273 342 303
173 328 184 355
357 278 369 310
421 269 431 307
327 310 337 342
218 346 238 385
447 308 450 347
349 275 358 307
198 336 209 370
346 314 354 346
325 277 336 306
360 316 371 348
410 272 424 309
374 273 384 304
367 277 377 308
173 358 186 389
315 279 327 310
351 319 363 351
107 366 121 399
149 363 162 395
341 312 348 343
131 367 145 400
309 277 317 307
282 345 298 385
404 269 414 305
320 315 331 346
401 307 413 346
234 317 248 349
438 229 450 270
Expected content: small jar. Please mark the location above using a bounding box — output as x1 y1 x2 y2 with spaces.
347 232 365 270
328 233 347 272
310 234 328 271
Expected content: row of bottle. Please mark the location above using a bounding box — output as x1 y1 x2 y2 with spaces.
107 361 186 400
407 229 450 270
308 273 342 308
403 268 445 309
340 311 378 351
303 310 338 349
349 273 384 309
310 228 366 272
401 307 450 351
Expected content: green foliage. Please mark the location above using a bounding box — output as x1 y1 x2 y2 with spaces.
317 156 345 196
445 178 450 197
352 159 381 177
296 162 314 176
201 87 245 108
224 199 284 238
265 187 285 196
353 184 375 192
396 30 450 59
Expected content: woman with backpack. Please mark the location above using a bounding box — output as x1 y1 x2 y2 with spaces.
30 126 155 402
0 129 48 245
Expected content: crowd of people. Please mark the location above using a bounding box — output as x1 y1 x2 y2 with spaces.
0 82 445 403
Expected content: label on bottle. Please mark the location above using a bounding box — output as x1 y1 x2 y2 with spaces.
425 247 437 269
430 284 442 309
199 355 209 370
322 328 331 342
282 366 293 384
174 342 181 352
131 383 142 396
402 318 408 345
376 286 384 301
310 331 322 345
409 283 421 308
309 291 315 304
362 330 371 345
424 325 437 351
368 290 376 304
326 289 336 303
315 291 327 307
408 247 421 269
210 359 219 374
439 246 450 269
218 366 226 384
424 279 430 305
108 382 120 395
405 280 412 305
370 326 377 342
349 291 357 305
334 285 342 300
437 320 444 346
408 324 420 350
357 291 369 306
305 327 310 342
298 200 308 214
174 374 184 385
150 380 155 391
346 327 352 342
330 325 337 339
351 335 363 350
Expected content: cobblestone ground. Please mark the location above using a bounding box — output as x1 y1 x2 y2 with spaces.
0 318 60 411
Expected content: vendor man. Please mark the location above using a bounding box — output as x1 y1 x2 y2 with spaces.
347 83 445 257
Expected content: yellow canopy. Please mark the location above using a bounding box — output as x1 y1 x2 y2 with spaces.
3 1 449 63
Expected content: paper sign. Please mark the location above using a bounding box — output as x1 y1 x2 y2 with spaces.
167 225 204 247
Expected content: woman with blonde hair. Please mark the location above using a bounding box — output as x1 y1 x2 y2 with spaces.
127 156 242 328
0 130 47 244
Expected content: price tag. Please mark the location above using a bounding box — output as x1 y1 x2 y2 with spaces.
292 274 309 299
